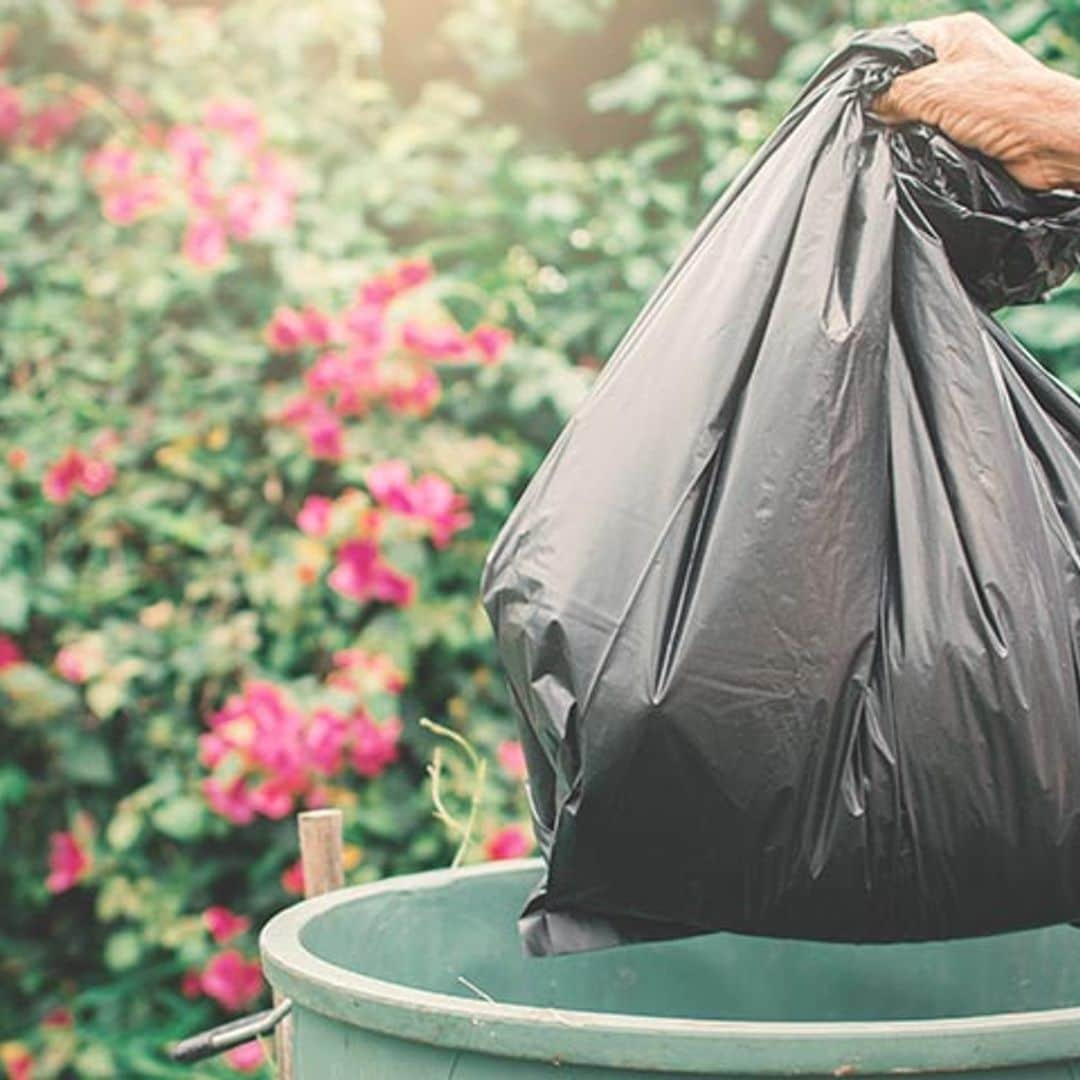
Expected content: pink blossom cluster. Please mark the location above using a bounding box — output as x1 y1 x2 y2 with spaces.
1 1043 33 1080
203 905 250 944
199 669 404 825
280 858 305 896
84 143 166 224
179 910 263 1054
0 82 83 150
0 633 25 671
267 260 513 459
182 949 263 1012
178 947 268 1066
364 459 473 550
45 816 94 894
496 739 527 779
327 536 416 608
84 97 295 269
295 495 417 607
485 823 533 861
291 462 471 609
42 447 116 504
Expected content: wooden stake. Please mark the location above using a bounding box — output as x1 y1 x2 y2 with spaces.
274 809 345 1078
299 809 346 896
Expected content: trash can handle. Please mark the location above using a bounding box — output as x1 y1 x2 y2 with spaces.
170 997 292 1064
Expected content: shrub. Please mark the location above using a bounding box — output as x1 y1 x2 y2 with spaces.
0 1 1075 1075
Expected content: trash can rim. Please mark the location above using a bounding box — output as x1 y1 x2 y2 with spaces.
259 858 1080 1074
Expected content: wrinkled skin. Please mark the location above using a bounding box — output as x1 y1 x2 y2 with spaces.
871 13 1080 192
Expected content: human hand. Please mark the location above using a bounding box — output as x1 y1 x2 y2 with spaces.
871 12 1080 192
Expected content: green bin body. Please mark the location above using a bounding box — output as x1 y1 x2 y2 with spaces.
260 859 1080 1078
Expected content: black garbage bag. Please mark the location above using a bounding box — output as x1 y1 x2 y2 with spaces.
480 26 1080 956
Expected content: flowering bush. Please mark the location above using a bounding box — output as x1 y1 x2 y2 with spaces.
0 0 1075 1076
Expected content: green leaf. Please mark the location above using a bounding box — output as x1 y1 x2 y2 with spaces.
105 930 143 972
58 732 116 786
152 796 208 841
0 575 30 631
0 664 79 726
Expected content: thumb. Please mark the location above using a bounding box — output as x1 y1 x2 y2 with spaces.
867 84 906 124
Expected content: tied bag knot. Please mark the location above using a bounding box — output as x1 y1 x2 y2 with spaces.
849 26 1080 308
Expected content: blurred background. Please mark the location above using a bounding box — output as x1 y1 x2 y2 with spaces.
1 1 1077 1076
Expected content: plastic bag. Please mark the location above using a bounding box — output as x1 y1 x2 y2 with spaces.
480 26 1080 956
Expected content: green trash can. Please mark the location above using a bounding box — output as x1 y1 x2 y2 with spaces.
259 858 1080 1078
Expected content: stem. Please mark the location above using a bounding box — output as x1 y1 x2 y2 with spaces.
420 716 488 867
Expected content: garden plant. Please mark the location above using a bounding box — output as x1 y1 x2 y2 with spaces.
1 0 1077 1076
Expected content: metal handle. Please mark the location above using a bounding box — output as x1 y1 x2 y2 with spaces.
170 998 293 1064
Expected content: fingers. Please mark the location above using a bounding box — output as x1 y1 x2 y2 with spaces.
869 66 941 127
906 12 1042 68
867 85 904 125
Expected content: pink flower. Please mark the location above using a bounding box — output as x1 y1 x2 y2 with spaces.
497 740 527 780
54 645 88 684
204 98 263 153
180 969 203 998
341 303 386 351
280 859 304 896
85 144 139 183
250 149 295 194
296 495 333 536
301 307 336 347
0 268 7 294
0 634 24 671
401 321 470 361
203 906 251 944
223 184 260 240
392 257 434 291
406 473 473 548
0 83 22 141
350 713 401 778
328 539 416 607
183 215 228 269
363 459 413 513
305 348 380 417
224 183 292 240
26 98 82 150
247 778 294 819
202 777 257 826
185 173 217 213
46 830 92 893
42 450 86 504
101 175 167 225
264 306 307 352
383 367 441 417
470 324 513 365
357 276 397 308
166 124 211 182
356 258 433 307
305 408 344 461
363 460 471 547
43 449 115 503
307 708 350 775
485 824 533 861
0 1044 33 1080
225 1040 266 1072
78 458 115 497
200 951 263 1012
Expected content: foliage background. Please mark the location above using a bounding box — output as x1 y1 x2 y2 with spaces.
1 0 1078 1076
